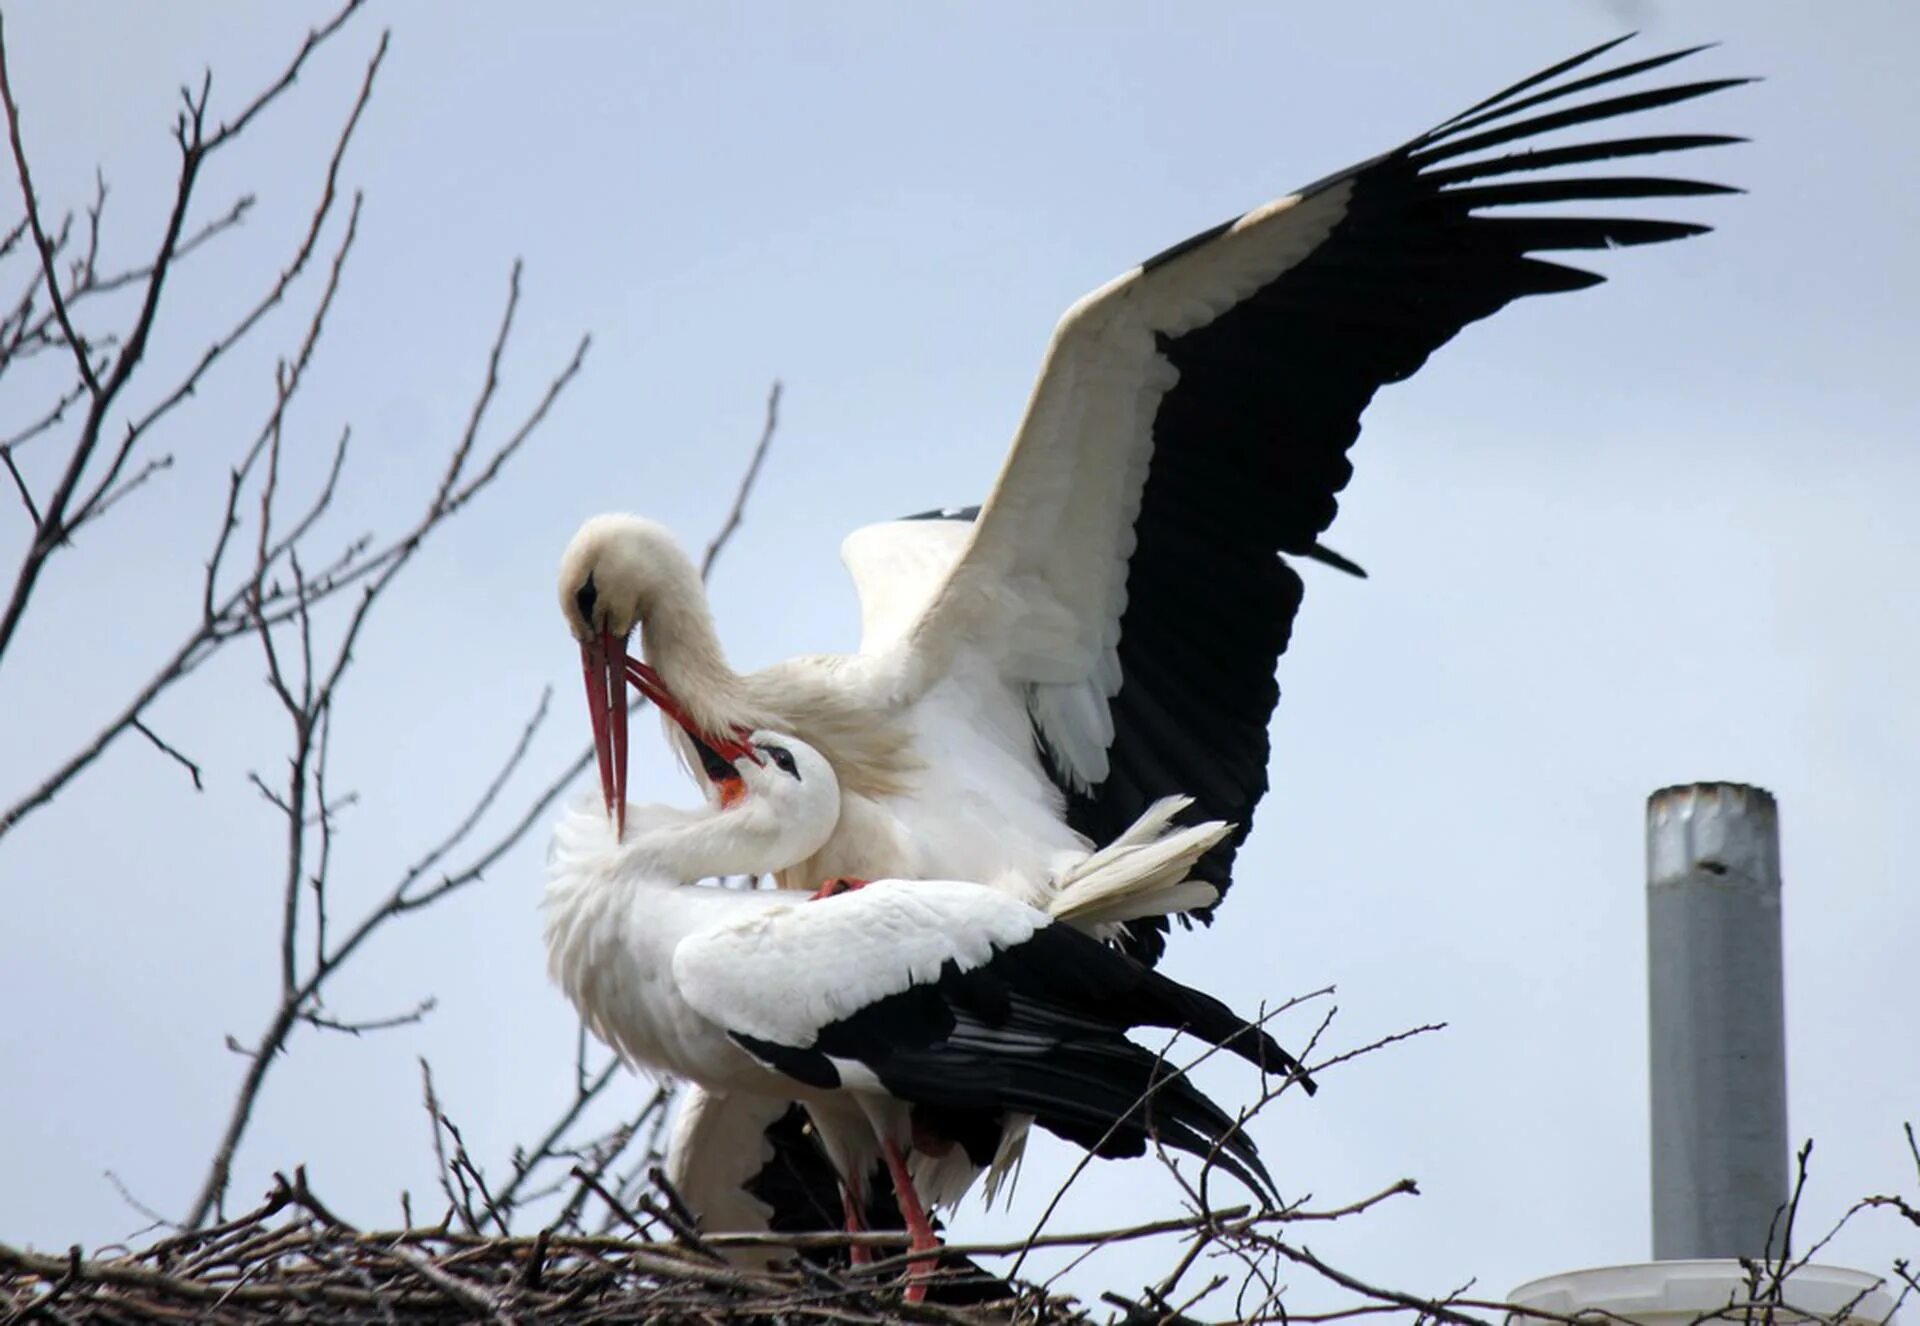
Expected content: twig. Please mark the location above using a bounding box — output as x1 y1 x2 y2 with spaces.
0 11 385 832
0 444 37 522
701 379 782 579
128 718 203 791
484 1056 622 1224
300 998 437 1036
568 1167 653 1241
103 1171 177 1235
418 1060 468 1234
1009 989 1332 1281
1267 1238 1493 1326
0 13 99 396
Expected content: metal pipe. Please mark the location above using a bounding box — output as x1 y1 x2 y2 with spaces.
1646 782 1789 1260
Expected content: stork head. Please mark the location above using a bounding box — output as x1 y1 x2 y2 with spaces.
716 730 840 869
558 514 754 839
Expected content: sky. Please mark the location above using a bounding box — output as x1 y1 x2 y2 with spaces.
2 0 1916 1315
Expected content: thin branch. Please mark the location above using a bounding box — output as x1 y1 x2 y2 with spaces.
0 3 376 677
183 687 557 1228
700 379 782 579
91 57 379 528
200 2 367 155
103 1170 177 1236
0 378 86 451
1266 1239 1493 1326
1009 989 1333 1281
418 1060 466 1234
69 193 254 304
0 285 580 842
0 13 100 396
68 451 174 530
484 1058 622 1224
437 1111 509 1240
1 444 37 523
567 1167 653 1241
129 718 203 791
300 998 436 1037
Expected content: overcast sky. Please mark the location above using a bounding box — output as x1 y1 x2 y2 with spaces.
2 1 1915 1313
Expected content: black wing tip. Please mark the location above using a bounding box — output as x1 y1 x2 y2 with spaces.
1251 1025 1319 1096
1141 216 1242 274
1409 50 1755 175
1300 540 1368 579
899 504 982 523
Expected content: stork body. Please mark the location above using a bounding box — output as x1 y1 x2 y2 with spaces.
543 733 1296 1296
658 783 1256 1261
565 36 1748 959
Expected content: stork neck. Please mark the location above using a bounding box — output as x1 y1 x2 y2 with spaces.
614 800 795 883
636 548 745 733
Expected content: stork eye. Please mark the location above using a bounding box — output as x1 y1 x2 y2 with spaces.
573 572 598 625
762 745 799 779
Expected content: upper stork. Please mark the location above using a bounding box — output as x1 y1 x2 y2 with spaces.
563 36 1747 957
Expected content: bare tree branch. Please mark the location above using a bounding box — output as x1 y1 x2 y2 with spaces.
129 718 203 792
701 380 782 579
182 675 559 1228
0 11 100 396
0 2 377 681
1 442 38 523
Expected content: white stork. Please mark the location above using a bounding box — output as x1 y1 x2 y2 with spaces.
543 731 1298 1299
655 765 1286 1266
565 35 1747 962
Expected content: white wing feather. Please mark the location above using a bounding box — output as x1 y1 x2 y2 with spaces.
839 518 975 656
1047 796 1230 929
673 880 1045 1048
883 184 1355 788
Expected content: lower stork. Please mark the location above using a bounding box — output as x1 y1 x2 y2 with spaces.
543 731 1300 1299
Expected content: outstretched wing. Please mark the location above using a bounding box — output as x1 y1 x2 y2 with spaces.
880 37 1745 960
839 509 979 655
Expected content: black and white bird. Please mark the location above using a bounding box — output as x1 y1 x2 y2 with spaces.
562 35 1748 962
543 731 1301 1299
659 780 1270 1261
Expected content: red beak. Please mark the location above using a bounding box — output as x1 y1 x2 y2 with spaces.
581 636 762 839
622 657 760 766
580 630 629 838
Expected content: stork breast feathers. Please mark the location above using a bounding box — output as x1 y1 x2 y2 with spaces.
672 881 1047 1048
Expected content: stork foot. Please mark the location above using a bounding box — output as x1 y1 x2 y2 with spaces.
809 876 871 901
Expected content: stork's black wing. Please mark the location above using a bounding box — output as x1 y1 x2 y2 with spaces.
730 918 1306 1202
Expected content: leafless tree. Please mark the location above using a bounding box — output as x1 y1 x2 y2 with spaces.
0 1 796 1235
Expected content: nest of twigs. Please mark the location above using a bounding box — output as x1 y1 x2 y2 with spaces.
0 1171 1083 1326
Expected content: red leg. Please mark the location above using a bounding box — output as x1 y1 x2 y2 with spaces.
840 1182 871 1268
809 875 871 901
879 1138 940 1303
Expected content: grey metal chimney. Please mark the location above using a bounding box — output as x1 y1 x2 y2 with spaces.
1645 782 1789 1260
1509 786 1890 1326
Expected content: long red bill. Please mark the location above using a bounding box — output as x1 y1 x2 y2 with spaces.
623 657 759 765
580 629 628 838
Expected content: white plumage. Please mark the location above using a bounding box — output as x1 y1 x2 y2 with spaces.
545 731 1295 1297
553 31 1744 1269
